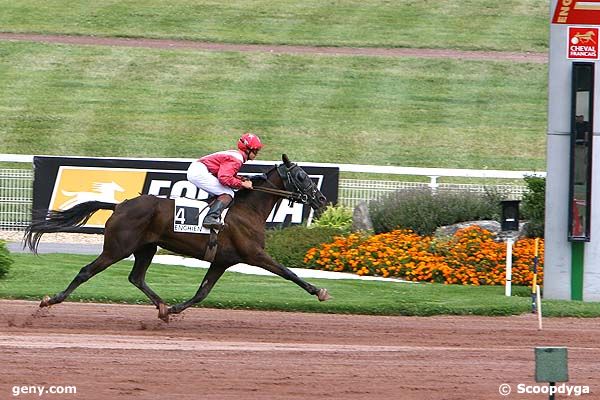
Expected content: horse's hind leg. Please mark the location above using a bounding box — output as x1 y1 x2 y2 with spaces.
166 263 227 317
40 252 123 307
128 244 166 309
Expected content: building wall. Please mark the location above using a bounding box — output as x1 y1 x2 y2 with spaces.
546 2 600 300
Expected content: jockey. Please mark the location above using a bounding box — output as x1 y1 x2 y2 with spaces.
187 133 263 229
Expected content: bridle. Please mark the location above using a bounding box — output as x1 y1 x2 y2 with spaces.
251 163 318 206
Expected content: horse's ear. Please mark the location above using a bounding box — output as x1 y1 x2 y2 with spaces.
282 154 292 167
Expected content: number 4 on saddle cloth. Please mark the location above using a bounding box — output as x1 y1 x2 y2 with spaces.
173 197 229 234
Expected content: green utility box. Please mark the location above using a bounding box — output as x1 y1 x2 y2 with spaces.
535 347 568 382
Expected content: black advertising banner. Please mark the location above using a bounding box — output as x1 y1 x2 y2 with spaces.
32 156 339 233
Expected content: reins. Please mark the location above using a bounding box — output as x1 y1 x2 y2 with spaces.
251 186 308 204
247 162 313 205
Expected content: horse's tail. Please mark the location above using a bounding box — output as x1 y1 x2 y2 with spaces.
24 201 117 254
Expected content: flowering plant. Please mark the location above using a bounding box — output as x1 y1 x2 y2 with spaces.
304 226 543 286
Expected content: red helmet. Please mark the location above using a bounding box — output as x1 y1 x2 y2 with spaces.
238 133 263 153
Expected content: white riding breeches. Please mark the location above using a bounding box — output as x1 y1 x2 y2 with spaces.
187 161 235 197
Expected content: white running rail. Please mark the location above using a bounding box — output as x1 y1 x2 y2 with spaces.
0 154 544 228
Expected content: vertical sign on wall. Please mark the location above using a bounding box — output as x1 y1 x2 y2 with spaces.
553 0 600 24
568 27 599 60
546 0 600 300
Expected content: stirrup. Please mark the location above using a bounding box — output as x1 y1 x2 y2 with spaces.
202 220 223 230
202 198 228 230
202 214 223 229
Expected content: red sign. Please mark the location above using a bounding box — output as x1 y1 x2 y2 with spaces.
568 27 599 59
553 0 600 24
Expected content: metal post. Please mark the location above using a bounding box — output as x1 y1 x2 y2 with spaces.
427 175 439 193
537 285 543 330
505 237 513 296
532 238 540 313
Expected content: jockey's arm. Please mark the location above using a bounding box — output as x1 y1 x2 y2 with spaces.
216 160 244 189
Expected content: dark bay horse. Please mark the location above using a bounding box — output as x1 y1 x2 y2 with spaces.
24 154 330 322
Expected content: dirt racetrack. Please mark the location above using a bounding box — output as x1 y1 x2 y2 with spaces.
0 300 598 399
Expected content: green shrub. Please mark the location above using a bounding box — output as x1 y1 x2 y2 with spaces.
265 225 345 268
311 204 353 234
369 188 501 235
521 175 545 238
0 240 14 279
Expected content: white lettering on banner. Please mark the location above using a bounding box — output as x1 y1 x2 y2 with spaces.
267 201 305 224
570 45 597 57
147 180 172 198
146 174 325 225
170 180 199 199
149 179 308 224
571 45 596 52
147 179 208 199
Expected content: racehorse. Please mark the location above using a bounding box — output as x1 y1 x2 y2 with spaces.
24 154 330 322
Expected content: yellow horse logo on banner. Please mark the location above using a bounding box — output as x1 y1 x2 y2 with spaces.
50 167 146 227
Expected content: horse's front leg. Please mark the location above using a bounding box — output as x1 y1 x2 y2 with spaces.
164 263 227 320
247 251 331 301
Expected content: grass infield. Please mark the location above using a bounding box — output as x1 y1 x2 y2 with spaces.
1 253 599 317
0 0 549 52
0 41 547 170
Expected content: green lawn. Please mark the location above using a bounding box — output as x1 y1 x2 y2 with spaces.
1 253 599 317
0 2 567 317
0 0 549 52
0 1 551 172
0 41 548 170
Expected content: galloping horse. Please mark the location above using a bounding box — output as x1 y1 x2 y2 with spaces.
24 154 330 322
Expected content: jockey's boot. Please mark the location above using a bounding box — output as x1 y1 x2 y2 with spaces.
202 194 232 230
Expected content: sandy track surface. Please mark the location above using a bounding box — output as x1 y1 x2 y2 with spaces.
0 230 104 245
1 300 598 399
0 32 547 63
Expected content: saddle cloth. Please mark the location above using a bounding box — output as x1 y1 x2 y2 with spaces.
173 197 229 234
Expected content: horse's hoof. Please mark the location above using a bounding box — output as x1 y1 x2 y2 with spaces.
316 288 332 302
158 303 170 323
39 295 51 308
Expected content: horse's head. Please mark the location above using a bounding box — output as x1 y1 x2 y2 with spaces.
277 154 327 211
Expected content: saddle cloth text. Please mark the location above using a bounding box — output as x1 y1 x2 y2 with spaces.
173 197 228 234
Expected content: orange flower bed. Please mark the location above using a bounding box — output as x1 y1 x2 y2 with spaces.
304 226 544 286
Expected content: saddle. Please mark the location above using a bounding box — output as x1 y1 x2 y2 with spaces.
172 197 229 262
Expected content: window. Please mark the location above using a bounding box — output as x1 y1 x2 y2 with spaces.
569 63 594 241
